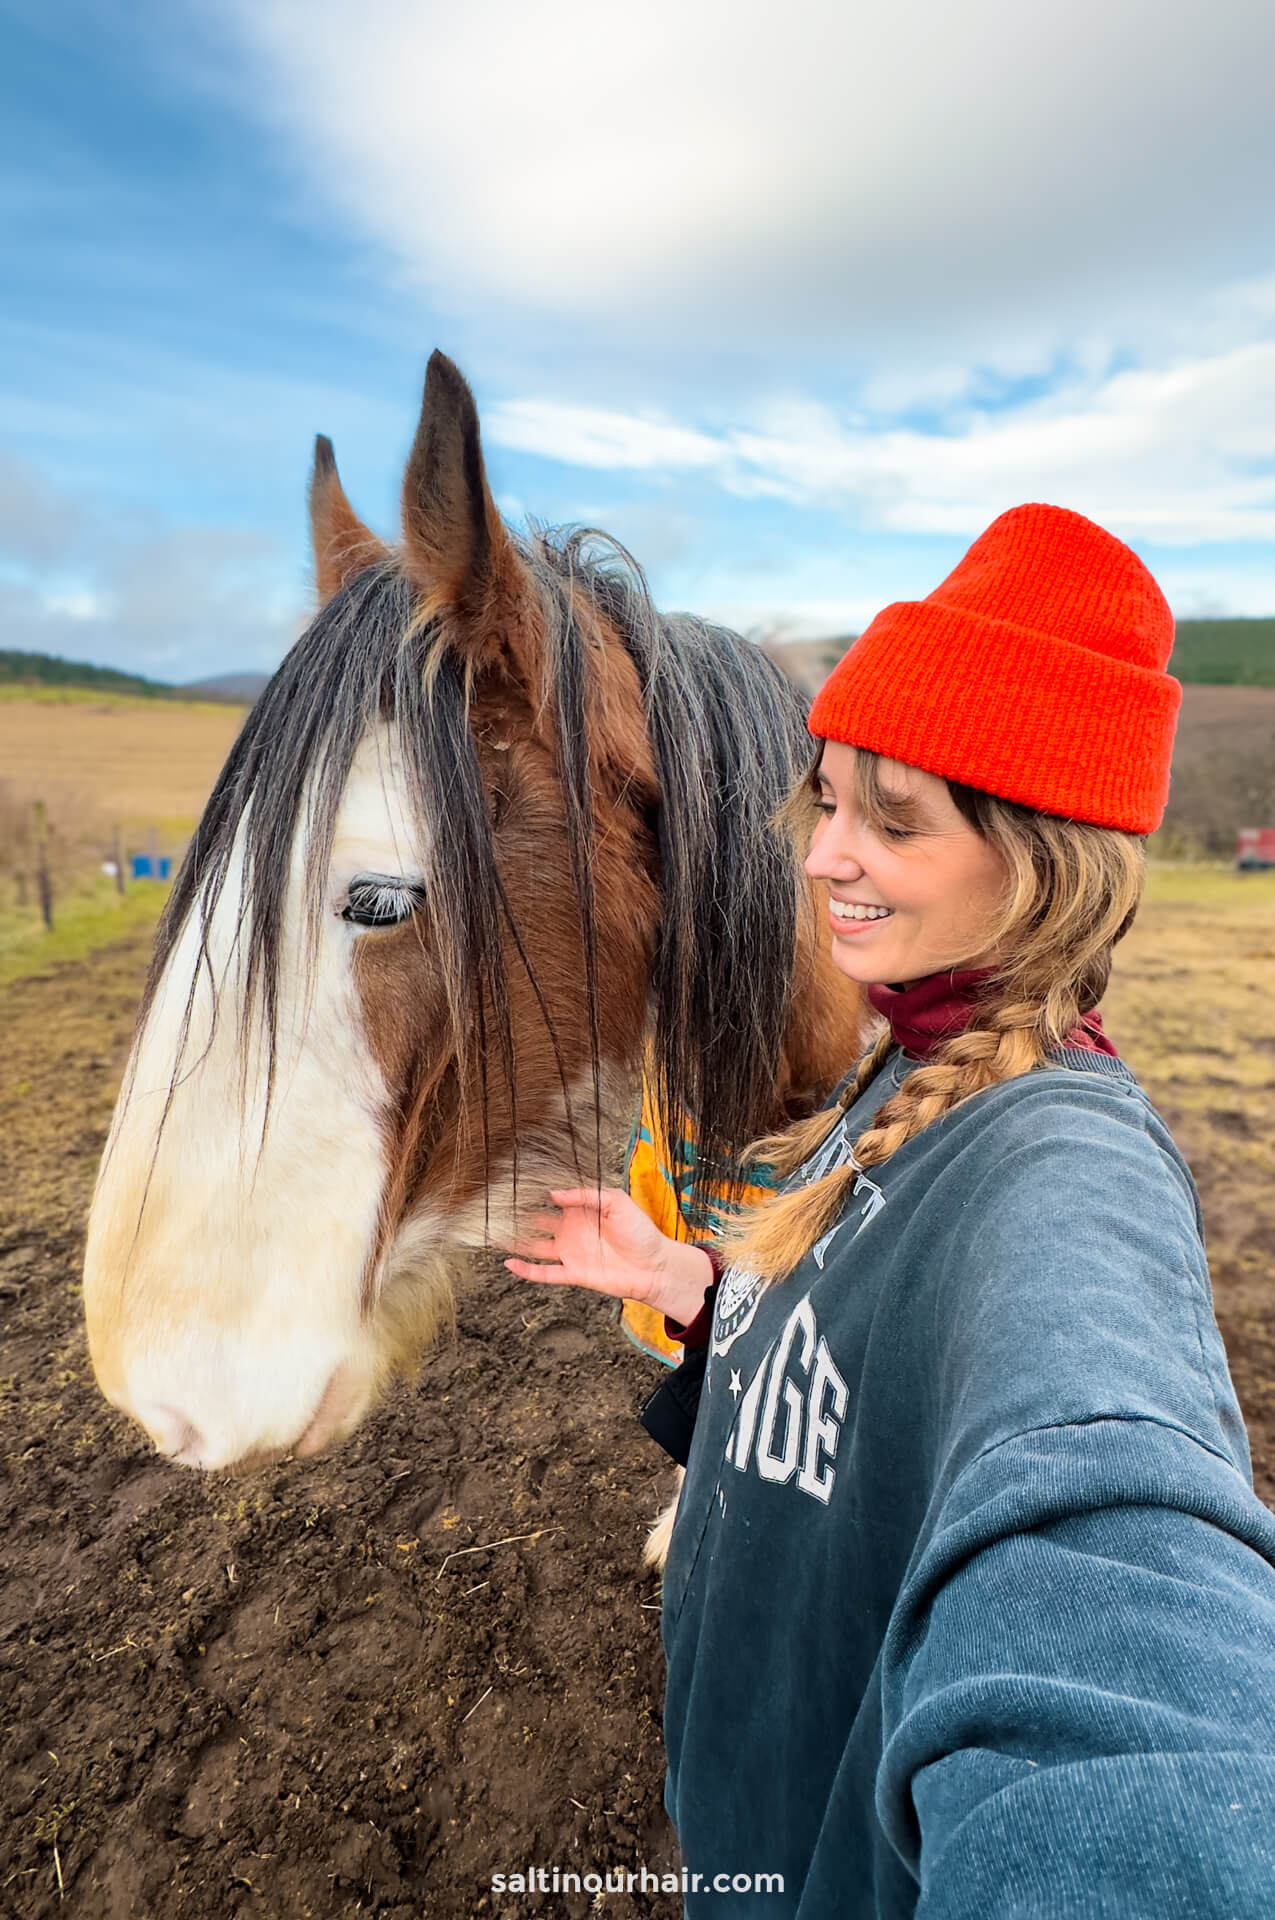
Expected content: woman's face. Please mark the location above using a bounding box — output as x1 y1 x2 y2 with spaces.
804 741 1008 988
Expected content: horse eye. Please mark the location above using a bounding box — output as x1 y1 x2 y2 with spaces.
342 875 426 928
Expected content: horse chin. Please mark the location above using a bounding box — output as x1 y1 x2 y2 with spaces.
290 1359 371 1458
366 1230 460 1383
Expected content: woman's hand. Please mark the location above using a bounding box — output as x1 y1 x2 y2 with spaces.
502 1188 714 1329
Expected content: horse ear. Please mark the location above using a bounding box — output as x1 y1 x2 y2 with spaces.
400 351 518 620
309 436 388 604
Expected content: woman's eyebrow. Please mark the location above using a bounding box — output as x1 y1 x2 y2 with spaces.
814 769 933 829
876 788 929 824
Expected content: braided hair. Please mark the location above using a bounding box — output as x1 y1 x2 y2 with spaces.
720 748 1146 1283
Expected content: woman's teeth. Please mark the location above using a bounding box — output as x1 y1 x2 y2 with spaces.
830 901 893 921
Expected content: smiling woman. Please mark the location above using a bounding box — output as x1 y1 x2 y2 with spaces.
507 501 1275 1919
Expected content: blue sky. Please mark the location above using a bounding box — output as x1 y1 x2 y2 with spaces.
4 0 1275 680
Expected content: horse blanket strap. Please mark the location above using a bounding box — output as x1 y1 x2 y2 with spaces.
622 1062 778 1367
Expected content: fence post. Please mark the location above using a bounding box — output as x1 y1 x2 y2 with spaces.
113 824 127 895
33 800 53 931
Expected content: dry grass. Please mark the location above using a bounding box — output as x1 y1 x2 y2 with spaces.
0 694 245 837
1106 864 1275 1290
1106 864 1275 1502
0 695 243 988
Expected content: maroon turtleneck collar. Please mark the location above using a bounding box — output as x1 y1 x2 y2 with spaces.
865 968 1117 1062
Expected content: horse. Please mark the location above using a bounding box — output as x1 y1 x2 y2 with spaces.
82 351 866 1479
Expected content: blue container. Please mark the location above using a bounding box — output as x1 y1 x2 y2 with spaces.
131 855 153 879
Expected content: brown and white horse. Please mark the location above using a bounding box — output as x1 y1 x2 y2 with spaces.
82 352 864 1474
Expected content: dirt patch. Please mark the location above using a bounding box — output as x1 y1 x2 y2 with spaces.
3 885 1274 1916
0 932 681 1919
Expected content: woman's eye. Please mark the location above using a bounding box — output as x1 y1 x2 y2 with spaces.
814 800 837 817
342 876 425 928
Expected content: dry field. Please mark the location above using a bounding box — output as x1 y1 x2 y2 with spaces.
1105 864 1275 1499
0 694 246 984
0 692 246 840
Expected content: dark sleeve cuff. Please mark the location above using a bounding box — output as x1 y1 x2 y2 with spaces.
663 1245 723 1349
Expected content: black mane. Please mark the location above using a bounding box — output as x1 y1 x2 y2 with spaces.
143 528 814 1216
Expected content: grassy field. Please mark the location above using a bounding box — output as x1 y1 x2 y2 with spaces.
0 694 241 986
0 875 171 990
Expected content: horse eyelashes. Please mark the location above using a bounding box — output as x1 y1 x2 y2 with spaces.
342 876 427 928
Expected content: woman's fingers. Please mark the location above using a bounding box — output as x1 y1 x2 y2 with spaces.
548 1187 623 1211
504 1257 607 1293
503 1257 564 1282
502 1234 561 1261
493 1209 569 1255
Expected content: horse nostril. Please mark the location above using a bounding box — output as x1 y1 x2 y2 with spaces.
136 1401 205 1465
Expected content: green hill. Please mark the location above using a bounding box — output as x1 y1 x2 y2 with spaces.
0 651 268 704
0 649 169 698
1169 619 1275 686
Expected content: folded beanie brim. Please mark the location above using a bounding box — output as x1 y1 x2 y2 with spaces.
807 597 1181 834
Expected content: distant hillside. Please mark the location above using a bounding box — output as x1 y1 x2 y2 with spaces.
1170 618 1275 686
5 613 1273 713
0 648 169 698
176 671 270 704
0 650 269 705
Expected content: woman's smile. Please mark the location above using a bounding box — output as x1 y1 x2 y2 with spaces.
827 895 894 933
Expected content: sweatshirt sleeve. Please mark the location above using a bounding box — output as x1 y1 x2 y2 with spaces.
875 1416 1275 1919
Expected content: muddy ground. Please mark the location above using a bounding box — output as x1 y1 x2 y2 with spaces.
2 914 1274 1919
1 931 682 1919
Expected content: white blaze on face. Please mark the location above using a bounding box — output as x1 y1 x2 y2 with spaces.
83 726 425 1470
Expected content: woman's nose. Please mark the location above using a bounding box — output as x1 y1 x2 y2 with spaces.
805 843 864 881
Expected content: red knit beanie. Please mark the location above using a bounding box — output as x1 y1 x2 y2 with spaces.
807 503 1181 833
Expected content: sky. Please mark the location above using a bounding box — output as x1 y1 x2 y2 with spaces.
3 0 1275 681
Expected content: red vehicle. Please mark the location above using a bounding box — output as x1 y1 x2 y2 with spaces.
1236 827 1275 871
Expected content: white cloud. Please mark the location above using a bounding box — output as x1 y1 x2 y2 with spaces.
222 0 1275 366
484 399 721 471
483 341 1275 547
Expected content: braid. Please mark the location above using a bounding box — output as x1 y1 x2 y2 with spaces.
746 1025 893 1178
719 1001 1051 1282
850 999 1048 1170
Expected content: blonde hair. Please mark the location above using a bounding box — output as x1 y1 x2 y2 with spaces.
720 747 1145 1282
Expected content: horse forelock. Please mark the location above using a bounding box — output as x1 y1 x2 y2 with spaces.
134 528 813 1235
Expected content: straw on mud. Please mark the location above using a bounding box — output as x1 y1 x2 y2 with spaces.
461 1685 493 1724
436 1526 560 1580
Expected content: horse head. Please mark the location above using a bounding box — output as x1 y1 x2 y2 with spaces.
82 353 860 1472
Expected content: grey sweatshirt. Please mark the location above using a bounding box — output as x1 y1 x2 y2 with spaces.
661 1046 1275 1916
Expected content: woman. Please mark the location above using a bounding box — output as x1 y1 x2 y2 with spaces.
503 504 1275 1917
